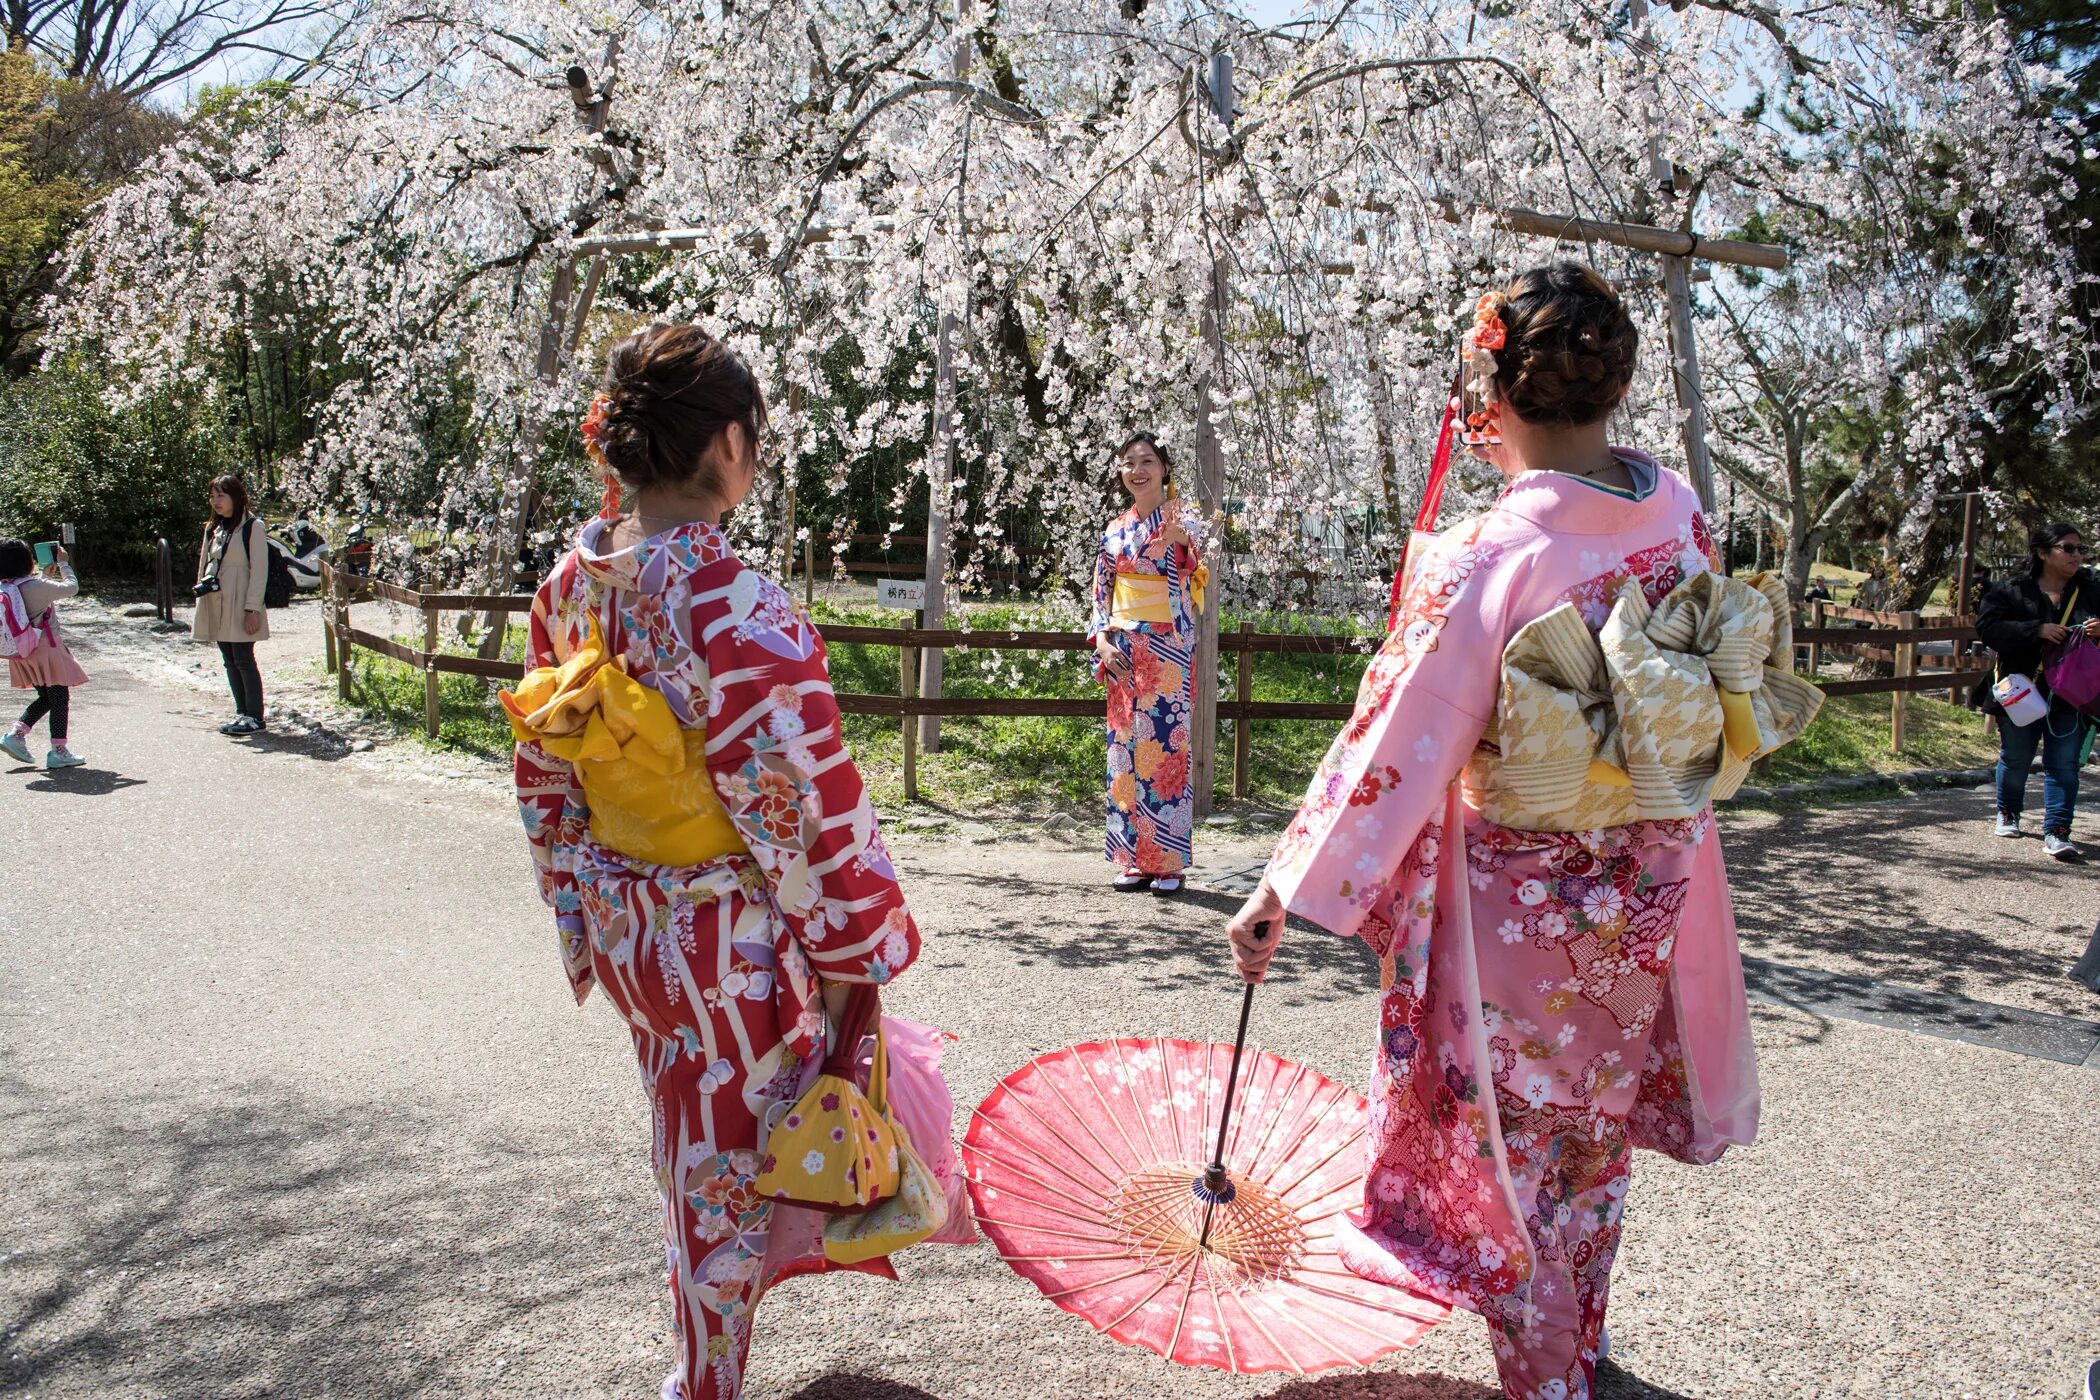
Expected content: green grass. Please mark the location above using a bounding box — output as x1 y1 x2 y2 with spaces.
333 598 1994 813
338 623 527 757
1751 690 1998 786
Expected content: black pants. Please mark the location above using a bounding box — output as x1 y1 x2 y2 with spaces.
219 641 264 721
18 684 68 741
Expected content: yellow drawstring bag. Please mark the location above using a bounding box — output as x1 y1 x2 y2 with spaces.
756 986 906 1213
821 1120 949 1264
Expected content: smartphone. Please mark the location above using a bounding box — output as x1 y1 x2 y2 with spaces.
31 541 57 567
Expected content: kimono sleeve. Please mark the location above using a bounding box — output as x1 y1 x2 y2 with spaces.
1265 528 1505 942
705 577 919 986
511 574 594 1002
1086 537 1115 642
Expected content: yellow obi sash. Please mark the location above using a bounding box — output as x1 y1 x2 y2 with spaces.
1111 573 1174 627
501 619 750 868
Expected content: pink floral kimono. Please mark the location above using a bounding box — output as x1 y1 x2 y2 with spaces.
1266 457 1762 1400
513 519 921 1400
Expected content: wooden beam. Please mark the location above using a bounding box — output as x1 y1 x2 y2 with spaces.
1442 203 1787 272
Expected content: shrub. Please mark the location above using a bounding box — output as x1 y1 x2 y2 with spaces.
0 358 237 578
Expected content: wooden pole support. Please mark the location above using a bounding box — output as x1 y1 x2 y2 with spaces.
1807 598 1824 679
1892 610 1918 754
900 643 919 803
804 536 815 610
322 562 339 674
424 606 442 739
336 569 354 702
1232 621 1253 802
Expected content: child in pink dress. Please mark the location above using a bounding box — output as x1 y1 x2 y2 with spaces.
1 539 89 770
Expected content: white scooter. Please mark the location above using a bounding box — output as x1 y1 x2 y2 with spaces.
269 517 329 591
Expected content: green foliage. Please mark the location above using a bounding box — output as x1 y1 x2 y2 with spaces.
1751 692 1998 787
0 358 237 575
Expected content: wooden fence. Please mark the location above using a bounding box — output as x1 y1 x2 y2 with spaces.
323 565 1990 791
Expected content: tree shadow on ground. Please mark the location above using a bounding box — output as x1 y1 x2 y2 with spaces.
1723 788 2088 1004
912 866 1380 1004
784 1359 1697 1400
0 1054 657 1398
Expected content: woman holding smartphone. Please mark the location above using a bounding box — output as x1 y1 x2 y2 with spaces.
194 474 270 734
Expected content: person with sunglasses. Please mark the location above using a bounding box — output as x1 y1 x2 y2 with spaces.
1975 522 2100 858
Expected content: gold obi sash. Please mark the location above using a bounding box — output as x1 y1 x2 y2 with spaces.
1464 570 1824 832
501 620 750 868
1111 573 1174 627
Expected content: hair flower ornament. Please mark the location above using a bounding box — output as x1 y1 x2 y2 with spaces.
581 392 621 518
1460 291 1508 451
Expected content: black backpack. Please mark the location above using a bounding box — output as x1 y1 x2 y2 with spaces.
248 518 293 609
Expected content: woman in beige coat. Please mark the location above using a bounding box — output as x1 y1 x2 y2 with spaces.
194 474 270 734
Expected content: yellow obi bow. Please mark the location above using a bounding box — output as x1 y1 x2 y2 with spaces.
1465 570 1824 832
1110 563 1210 627
501 619 749 868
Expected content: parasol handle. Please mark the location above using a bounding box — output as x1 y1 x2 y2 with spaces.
1197 919 1271 1248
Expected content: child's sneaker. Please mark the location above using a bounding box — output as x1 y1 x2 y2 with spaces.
44 745 84 769
0 730 31 765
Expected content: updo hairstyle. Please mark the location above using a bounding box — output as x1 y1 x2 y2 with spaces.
1492 261 1639 427
596 324 767 497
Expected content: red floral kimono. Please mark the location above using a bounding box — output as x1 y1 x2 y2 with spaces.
514 519 919 1400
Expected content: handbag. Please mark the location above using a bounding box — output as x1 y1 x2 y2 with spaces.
2042 586 2100 718
820 1119 949 1264
755 985 906 1213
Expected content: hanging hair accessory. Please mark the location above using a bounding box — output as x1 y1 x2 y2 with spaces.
580 393 620 519
1460 291 1508 452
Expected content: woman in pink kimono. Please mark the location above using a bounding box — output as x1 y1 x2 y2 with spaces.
1225 264 1811 1400
509 324 922 1400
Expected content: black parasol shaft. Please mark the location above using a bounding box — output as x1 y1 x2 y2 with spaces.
1198 920 1270 1250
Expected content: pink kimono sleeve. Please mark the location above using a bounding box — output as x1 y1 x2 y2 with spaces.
1266 529 1504 942
511 575 595 1002
704 579 920 986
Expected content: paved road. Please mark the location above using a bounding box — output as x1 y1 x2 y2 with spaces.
3 610 2096 1399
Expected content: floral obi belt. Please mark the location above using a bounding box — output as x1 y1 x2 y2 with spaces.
501 621 750 868
1464 570 1825 833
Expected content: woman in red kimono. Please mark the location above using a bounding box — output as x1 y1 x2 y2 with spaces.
510 324 921 1400
1225 264 1793 1400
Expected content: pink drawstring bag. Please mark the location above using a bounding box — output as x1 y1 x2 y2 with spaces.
860 1016 978 1246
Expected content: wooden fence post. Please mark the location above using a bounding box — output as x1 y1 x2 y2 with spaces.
424 604 442 739
1807 598 1824 679
1232 621 1253 802
322 562 339 674
900 644 919 802
1891 609 1918 754
336 567 354 702
804 537 815 609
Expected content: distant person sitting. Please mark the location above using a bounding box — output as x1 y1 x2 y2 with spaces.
1803 577 1833 603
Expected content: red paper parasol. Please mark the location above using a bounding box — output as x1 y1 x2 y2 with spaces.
964 964 1448 1375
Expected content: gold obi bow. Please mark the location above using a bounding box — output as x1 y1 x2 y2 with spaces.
1464 571 1824 832
1110 564 1209 628
501 619 750 868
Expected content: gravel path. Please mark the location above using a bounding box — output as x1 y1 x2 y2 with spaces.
2 608 2095 1399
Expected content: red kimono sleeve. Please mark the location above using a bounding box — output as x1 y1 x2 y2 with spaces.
703 570 919 986
511 570 595 1003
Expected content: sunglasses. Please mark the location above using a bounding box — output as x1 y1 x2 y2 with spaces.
2057 543 2087 554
